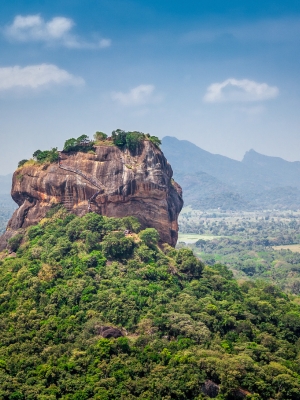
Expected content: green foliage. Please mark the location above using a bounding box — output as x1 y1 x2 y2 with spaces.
149 135 162 147
102 231 134 259
7 233 23 252
17 159 28 168
111 129 161 151
180 209 300 293
1 210 300 398
94 131 108 141
63 135 95 153
111 129 127 147
125 131 144 152
45 204 64 218
32 148 59 163
121 216 141 233
175 248 204 278
139 227 160 247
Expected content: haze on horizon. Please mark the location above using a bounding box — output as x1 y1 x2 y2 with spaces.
1 0 300 174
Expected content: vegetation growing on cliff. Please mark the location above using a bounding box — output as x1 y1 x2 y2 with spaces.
1 209 300 398
62 130 161 154
63 135 95 153
17 148 59 168
112 129 161 151
94 131 108 141
17 130 162 168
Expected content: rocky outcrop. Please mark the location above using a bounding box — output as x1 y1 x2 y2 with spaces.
201 380 250 399
95 326 124 338
0 140 183 250
201 380 219 398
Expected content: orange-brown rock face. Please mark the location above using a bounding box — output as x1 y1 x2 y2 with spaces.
0 141 183 249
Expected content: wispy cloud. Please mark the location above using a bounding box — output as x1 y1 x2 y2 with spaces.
204 78 279 103
182 17 300 45
4 14 111 49
0 64 84 91
111 84 161 106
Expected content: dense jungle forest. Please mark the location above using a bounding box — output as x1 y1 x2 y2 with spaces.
0 207 300 399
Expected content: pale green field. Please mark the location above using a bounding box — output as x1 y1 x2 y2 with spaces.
178 233 222 244
273 244 300 252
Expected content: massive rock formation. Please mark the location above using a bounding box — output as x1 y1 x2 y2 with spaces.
0 140 183 250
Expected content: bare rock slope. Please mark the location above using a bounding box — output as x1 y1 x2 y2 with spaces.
0 140 183 249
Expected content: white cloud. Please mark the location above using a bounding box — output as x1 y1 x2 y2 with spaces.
0 64 84 91
203 78 279 103
111 84 160 106
4 14 111 49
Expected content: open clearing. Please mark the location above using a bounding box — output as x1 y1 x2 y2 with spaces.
178 233 223 244
273 244 300 252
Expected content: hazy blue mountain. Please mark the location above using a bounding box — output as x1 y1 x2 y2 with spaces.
0 174 12 194
242 149 300 188
162 137 300 210
174 171 249 210
0 175 16 233
162 136 262 191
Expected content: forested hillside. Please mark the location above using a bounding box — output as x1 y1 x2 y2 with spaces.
179 209 300 294
1 208 300 399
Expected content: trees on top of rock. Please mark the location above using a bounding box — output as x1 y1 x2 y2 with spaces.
63 134 95 153
111 129 161 151
32 148 59 163
17 130 162 167
94 131 108 141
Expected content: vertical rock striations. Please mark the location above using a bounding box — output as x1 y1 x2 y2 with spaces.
0 140 183 249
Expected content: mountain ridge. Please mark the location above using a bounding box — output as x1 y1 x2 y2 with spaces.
162 136 300 210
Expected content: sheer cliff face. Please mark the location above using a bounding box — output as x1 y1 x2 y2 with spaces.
1 141 183 248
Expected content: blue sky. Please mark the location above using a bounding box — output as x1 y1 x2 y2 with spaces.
1 0 300 173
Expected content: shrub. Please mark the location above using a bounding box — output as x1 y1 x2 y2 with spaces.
63 135 94 153
18 159 28 168
163 312 210 342
27 225 44 240
111 129 127 147
8 234 23 252
120 216 141 233
84 231 101 252
94 131 108 141
149 135 161 147
125 131 144 152
139 228 160 247
32 148 59 163
136 244 155 263
111 129 162 152
45 204 64 218
175 248 204 279
102 232 134 259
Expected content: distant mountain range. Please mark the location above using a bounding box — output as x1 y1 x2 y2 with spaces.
0 175 16 233
162 136 300 210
